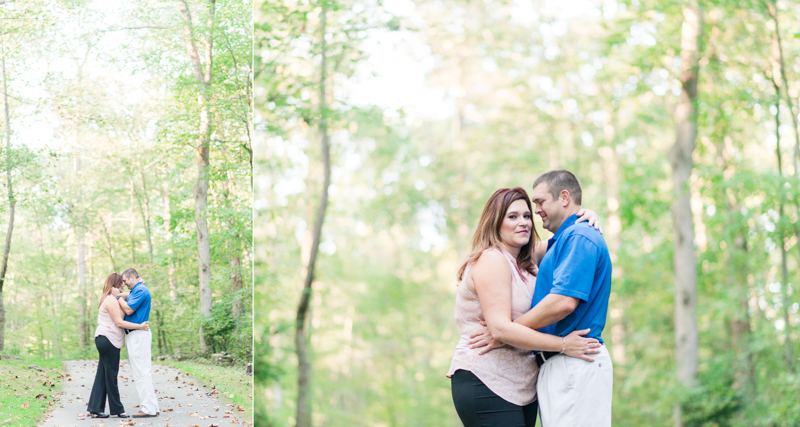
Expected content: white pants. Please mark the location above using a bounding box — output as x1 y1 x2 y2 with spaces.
537 345 613 427
126 330 159 415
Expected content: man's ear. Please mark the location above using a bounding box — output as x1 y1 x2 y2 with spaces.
560 190 571 207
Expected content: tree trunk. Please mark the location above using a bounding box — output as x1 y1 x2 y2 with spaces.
178 0 216 353
231 256 244 316
668 5 701 426
161 181 177 302
767 1 798 370
296 4 331 426
74 154 91 351
136 165 154 264
0 32 15 353
101 216 118 271
130 180 136 263
598 131 628 368
770 76 794 369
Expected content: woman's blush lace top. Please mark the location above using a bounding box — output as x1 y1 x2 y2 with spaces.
95 296 125 349
446 248 538 406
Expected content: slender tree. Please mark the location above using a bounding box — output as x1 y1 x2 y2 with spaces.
295 3 332 425
0 22 14 353
669 4 701 426
177 0 216 353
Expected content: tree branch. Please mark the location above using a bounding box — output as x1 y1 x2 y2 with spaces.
177 0 205 83
98 26 175 33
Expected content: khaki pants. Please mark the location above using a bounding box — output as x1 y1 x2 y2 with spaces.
537 345 613 427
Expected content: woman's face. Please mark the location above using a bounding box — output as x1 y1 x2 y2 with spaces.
499 199 533 249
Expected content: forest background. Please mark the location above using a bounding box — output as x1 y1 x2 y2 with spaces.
258 0 800 426
0 0 253 365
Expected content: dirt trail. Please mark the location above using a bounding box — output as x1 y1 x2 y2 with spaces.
40 360 249 427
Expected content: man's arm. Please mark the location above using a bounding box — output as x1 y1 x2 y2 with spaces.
518 234 596 329
514 294 579 329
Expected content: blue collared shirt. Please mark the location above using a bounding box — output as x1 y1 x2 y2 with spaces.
531 213 612 343
124 280 151 324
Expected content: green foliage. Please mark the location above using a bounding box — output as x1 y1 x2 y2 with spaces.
203 298 237 354
681 368 742 427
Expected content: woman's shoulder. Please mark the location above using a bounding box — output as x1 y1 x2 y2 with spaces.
473 248 510 271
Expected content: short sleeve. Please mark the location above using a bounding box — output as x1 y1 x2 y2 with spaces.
550 235 598 303
127 288 145 312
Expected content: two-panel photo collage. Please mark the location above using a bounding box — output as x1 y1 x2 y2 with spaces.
2 0 798 426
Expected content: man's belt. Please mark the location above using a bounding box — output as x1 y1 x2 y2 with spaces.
535 351 561 368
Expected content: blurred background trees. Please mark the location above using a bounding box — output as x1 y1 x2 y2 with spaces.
258 0 800 425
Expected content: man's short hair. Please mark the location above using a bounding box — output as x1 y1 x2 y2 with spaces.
533 169 582 205
121 268 140 279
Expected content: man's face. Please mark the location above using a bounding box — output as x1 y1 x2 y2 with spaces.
122 275 137 290
531 182 564 233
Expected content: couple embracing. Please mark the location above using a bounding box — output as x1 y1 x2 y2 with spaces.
87 268 160 419
448 169 613 427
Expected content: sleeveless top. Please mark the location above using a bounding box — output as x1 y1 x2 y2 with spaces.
95 295 125 349
446 248 538 406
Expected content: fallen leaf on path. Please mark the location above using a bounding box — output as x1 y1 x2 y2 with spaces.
20 402 30 409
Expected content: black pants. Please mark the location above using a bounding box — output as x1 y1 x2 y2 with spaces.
451 369 538 427
87 335 125 415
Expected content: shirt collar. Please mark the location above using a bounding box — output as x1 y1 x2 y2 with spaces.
547 213 579 249
131 279 143 291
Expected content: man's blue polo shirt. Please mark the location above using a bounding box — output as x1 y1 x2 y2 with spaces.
531 213 612 343
124 281 151 324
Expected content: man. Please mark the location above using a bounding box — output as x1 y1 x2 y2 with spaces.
115 268 159 418
519 169 613 426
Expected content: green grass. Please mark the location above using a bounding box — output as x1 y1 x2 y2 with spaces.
0 356 63 426
155 360 253 421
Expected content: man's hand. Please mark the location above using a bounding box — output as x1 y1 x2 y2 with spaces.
111 288 121 297
468 321 506 355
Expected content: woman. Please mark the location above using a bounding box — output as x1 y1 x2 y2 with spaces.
447 187 601 426
87 273 149 419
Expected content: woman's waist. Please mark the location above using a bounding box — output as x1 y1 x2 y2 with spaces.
450 343 538 381
453 335 536 357
95 323 123 333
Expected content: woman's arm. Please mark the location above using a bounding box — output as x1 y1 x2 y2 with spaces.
534 241 547 265
471 251 595 356
104 297 149 331
575 208 603 233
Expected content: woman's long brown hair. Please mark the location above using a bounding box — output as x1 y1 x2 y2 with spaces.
98 273 124 308
457 187 539 282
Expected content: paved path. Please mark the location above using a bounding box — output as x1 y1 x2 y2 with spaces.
41 360 249 427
